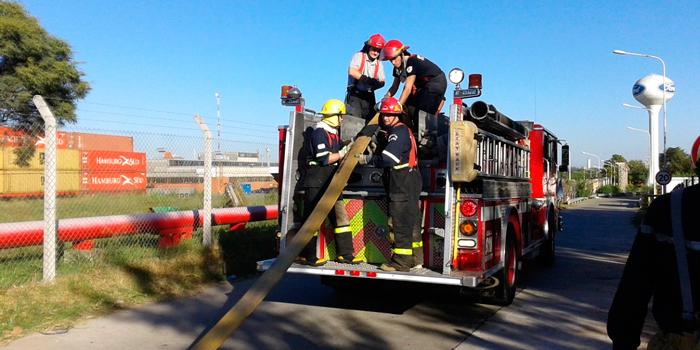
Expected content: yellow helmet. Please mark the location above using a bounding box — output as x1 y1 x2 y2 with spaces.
320 99 346 116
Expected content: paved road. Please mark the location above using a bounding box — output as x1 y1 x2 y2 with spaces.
3 197 653 349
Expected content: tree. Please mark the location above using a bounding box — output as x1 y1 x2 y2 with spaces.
627 160 648 187
0 1 89 131
603 154 626 179
661 147 693 176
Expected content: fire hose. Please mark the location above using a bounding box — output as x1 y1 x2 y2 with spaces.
190 114 380 350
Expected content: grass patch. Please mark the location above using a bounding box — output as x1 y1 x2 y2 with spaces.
0 192 277 223
0 192 278 343
0 237 224 344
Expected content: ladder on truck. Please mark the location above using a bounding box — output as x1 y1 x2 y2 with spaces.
476 130 530 179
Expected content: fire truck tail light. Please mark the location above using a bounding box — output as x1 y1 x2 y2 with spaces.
349 270 360 277
468 74 483 89
335 270 345 275
459 220 477 236
457 239 477 248
281 85 293 98
460 199 478 217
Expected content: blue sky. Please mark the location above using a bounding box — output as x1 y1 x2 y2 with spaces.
20 0 700 166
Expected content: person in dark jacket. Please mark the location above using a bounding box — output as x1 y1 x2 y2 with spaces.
382 39 447 128
607 135 700 349
357 97 422 271
299 99 359 266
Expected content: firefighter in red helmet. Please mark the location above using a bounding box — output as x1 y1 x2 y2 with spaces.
357 97 422 271
382 39 447 126
608 136 700 349
346 34 386 122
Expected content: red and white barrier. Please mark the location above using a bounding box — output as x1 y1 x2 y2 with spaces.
0 205 278 249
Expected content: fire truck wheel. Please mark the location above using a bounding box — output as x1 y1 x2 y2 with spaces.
539 208 557 265
495 231 518 305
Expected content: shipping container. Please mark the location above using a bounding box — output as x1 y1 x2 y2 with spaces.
0 170 80 195
71 132 133 152
80 151 146 172
81 171 147 192
0 127 69 149
1 148 80 171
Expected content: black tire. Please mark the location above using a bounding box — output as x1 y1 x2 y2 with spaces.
495 231 519 305
539 208 557 265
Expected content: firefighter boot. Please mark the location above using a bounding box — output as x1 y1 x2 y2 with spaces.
379 254 413 272
334 226 358 264
412 244 424 269
302 236 327 267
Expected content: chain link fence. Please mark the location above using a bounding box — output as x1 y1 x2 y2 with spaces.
0 96 278 289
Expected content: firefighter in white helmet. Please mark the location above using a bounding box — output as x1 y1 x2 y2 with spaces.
298 99 359 266
608 135 700 349
346 34 386 122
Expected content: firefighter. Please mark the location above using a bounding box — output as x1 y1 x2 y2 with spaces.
346 33 386 122
381 39 447 127
357 97 422 272
299 99 359 266
607 135 700 350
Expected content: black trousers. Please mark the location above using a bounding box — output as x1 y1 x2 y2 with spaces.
387 168 422 258
346 90 376 122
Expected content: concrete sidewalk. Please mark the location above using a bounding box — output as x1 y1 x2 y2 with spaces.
1 281 240 349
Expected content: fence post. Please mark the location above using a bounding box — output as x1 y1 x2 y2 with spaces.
32 95 57 283
194 115 213 247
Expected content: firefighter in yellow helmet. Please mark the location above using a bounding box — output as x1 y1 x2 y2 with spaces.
298 99 360 266
608 136 700 349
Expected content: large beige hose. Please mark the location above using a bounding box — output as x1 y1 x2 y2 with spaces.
190 114 379 350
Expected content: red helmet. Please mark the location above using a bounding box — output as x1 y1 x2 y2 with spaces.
692 135 700 169
381 39 409 61
366 34 385 49
379 97 403 115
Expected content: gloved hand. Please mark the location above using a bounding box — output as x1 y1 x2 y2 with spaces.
358 75 371 85
338 144 351 158
355 154 371 165
367 140 377 156
369 78 385 90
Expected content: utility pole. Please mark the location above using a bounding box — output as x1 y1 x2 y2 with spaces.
215 92 222 157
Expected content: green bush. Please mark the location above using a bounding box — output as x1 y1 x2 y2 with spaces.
597 185 621 196
217 222 277 277
576 180 593 197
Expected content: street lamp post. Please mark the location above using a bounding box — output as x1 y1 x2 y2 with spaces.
604 160 619 186
622 102 655 187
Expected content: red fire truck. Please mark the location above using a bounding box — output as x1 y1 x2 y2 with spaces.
269 69 568 304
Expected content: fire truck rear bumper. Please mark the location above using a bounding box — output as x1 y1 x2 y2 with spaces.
257 259 482 287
